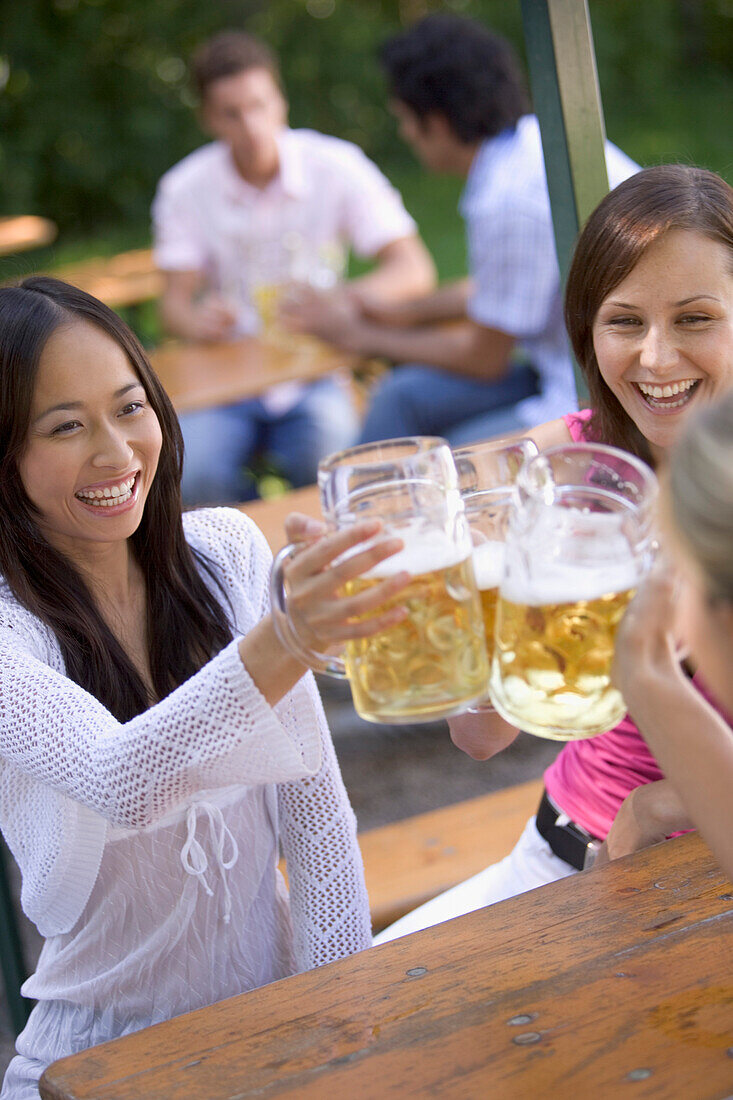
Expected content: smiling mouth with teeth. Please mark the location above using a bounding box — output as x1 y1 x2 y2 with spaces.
75 474 138 508
636 379 701 409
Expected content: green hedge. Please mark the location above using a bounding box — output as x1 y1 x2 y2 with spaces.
1 0 731 236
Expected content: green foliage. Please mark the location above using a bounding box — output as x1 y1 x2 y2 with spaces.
589 0 733 175
1 0 731 244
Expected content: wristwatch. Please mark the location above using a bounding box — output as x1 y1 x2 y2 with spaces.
535 790 603 872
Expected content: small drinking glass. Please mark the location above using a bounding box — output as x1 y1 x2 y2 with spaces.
250 234 347 352
248 234 303 346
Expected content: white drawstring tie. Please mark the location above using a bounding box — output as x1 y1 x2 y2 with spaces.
181 802 239 923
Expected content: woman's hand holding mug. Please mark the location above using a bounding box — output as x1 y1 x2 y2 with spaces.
279 516 410 656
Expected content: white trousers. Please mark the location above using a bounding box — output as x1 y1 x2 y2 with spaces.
374 815 577 945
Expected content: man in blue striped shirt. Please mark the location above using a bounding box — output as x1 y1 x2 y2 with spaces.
283 14 638 443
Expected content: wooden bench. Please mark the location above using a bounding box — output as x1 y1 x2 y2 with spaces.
0 216 57 257
3 248 161 311
277 781 542 934
52 247 162 310
358 779 543 932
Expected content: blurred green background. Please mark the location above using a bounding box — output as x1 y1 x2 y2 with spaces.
2 0 732 297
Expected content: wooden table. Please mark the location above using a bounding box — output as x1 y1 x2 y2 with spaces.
39 832 733 1099
152 336 362 413
0 215 57 256
237 484 322 553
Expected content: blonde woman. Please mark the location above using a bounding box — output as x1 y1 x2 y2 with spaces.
607 394 733 879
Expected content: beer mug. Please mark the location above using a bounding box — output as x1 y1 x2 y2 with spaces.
270 437 489 724
488 443 657 740
453 437 539 666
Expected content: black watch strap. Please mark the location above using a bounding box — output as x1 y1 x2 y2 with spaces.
535 790 601 871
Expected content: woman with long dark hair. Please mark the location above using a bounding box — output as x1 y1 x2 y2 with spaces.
0 277 408 1097
374 163 733 942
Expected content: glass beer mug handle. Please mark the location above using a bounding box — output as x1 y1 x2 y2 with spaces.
269 543 348 678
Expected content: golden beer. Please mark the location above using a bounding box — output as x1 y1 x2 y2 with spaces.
471 541 505 650
489 577 636 740
253 282 281 331
253 282 287 344
253 282 320 355
343 541 489 723
479 587 500 651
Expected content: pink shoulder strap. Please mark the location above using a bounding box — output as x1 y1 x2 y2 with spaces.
562 408 592 442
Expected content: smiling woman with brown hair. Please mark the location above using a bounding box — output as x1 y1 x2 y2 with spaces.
375 163 733 945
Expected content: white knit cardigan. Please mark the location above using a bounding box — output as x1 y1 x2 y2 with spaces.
0 507 371 963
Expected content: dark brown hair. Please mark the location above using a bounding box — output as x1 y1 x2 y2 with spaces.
381 14 528 144
565 164 733 465
0 277 233 721
191 31 282 100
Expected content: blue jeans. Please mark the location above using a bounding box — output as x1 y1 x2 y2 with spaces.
179 377 359 504
359 362 538 446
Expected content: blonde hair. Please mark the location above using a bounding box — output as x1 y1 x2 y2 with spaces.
669 392 733 602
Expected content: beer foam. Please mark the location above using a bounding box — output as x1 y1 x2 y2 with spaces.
366 527 471 578
501 506 641 604
529 506 634 560
472 541 505 590
500 556 639 606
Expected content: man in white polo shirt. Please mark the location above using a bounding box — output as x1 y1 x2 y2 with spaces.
153 31 434 503
283 14 639 444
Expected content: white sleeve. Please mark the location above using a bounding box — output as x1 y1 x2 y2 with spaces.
467 201 560 338
335 145 417 258
0 578 322 831
604 141 640 190
277 674 372 969
151 172 210 273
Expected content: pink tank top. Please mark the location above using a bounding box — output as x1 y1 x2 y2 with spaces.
542 410 727 837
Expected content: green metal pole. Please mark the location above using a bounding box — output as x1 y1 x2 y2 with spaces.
521 0 611 403
0 840 33 1035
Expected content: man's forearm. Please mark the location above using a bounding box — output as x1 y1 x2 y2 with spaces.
352 277 472 325
350 259 433 304
160 293 191 339
349 317 512 379
414 278 473 322
349 238 436 305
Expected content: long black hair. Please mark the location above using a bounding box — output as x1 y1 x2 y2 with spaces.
0 277 233 721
